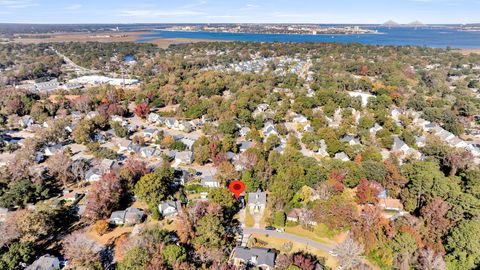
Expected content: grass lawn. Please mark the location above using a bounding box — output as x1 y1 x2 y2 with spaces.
245 206 255 228
251 234 338 269
285 224 346 245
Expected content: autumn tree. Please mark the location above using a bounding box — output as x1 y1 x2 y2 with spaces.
420 198 455 252
133 103 149 118
62 231 103 269
314 193 357 230
84 172 123 222
356 179 383 205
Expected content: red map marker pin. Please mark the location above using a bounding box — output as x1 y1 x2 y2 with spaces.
229 180 245 200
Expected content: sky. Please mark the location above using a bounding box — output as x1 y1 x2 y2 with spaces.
0 0 479 24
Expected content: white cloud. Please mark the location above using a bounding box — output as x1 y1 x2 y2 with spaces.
0 0 39 8
65 4 82 10
120 9 204 17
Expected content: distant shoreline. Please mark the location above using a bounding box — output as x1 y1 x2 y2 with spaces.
6 29 480 50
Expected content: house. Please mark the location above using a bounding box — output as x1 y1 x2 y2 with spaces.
35 79 60 93
341 135 361 146
164 118 179 129
85 159 114 182
201 175 220 188
415 136 427 148
240 127 251 137
180 137 196 150
369 123 383 134
174 169 191 185
174 151 193 165
390 109 403 121
239 141 254 153
44 144 63 156
19 115 34 128
232 247 276 270
334 152 350 161
148 113 161 123
292 114 308 124
85 168 103 182
158 201 182 217
109 207 144 226
140 147 157 159
447 137 468 149
26 255 60 270
179 122 194 133
116 138 132 153
262 123 278 137
248 190 266 213
392 137 411 153
379 198 403 212
286 208 317 226
143 129 157 138
287 208 302 223
303 124 314 132
432 126 455 142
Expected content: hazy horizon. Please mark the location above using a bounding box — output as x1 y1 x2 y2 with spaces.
0 0 479 25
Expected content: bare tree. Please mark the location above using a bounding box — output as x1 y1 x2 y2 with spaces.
47 153 73 186
62 231 103 269
416 249 446 270
333 234 365 270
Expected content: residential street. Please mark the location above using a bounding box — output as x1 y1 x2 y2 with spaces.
242 228 335 252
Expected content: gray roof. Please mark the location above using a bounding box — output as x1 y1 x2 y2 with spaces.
200 175 218 186
26 255 60 270
109 207 144 225
248 191 267 206
393 137 408 151
158 201 181 216
233 247 276 268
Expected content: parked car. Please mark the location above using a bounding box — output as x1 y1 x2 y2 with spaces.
265 226 276 231
275 228 284 233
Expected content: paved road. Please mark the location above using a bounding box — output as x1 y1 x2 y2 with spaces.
243 228 335 252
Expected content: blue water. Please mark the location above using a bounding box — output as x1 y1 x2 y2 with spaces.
138 27 480 48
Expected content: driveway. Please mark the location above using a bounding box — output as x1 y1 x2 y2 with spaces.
243 228 335 252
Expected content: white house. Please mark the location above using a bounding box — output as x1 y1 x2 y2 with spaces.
158 201 182 217
334 152 350 161
201 175 220 188
248 190 266 213
174 151 193 165
262 122 278 137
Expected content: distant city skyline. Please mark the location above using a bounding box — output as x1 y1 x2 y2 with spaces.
0 0 479 24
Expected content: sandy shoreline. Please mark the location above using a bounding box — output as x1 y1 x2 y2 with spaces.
11 31 224 48
456 48 480 55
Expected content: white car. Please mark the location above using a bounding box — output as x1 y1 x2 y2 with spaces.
275 228 284 233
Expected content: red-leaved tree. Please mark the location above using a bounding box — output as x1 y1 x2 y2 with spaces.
134 103 150 118
84 172 123 222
